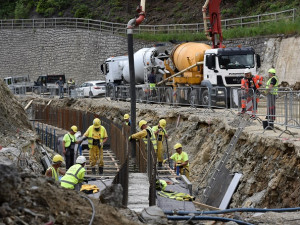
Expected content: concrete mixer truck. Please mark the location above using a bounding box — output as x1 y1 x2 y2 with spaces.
101 46 169 100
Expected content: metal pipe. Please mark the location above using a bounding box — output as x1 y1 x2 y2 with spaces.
157 62 203 85
202 0 212 41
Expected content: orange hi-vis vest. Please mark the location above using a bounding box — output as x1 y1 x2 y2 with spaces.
241 75 262 91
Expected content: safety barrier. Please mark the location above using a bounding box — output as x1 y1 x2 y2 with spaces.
108 85 229 109
9 85 85 99
31 103 156 206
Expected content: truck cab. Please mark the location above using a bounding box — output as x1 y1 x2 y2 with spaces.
203 47 260 87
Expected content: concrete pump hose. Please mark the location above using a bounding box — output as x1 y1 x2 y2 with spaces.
80 194 95 225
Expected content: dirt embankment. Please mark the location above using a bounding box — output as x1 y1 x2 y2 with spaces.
0 164 139 225
0 82 141 225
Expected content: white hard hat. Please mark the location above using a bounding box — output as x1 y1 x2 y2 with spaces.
76 156 86 164
244 68 251 74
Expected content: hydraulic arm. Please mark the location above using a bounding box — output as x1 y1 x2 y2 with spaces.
203 0 223 48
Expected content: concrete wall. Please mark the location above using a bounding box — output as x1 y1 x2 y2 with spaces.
0 28 298 85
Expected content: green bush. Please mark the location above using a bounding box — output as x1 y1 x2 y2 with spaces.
15 0 29 19
73 4 90 18
36 0 70 17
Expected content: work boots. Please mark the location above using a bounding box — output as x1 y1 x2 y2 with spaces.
91 168 96 175
99 167 103 175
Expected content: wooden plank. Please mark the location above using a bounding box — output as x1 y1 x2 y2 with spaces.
24 100 33 110
193 201 220 210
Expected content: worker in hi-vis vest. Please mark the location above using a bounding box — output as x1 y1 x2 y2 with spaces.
82 118 108 175
152 119 168 168
164 143 189 179
45 154 65 181
265 68 279 122
240 68 263 117
124 114 131 126
61 156 86 190
128 120 157 151
63 125 81 170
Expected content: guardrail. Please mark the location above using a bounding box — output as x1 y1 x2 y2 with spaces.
0 8 296 34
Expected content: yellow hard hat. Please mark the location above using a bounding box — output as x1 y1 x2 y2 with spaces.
139 120 147 129
159 119 166 128
53 154 63 163
124 114 130 120
268 68 276 74
71 125 78 133
174 143 182 150
93 118 101 128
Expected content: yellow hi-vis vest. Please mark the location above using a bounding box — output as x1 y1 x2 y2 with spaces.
143 127 157 150
86 125 107 149
61 164 85 189
158 190 195 201
46 166 60 181
266 75 279 95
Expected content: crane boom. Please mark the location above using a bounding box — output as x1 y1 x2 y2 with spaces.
203 0 223 48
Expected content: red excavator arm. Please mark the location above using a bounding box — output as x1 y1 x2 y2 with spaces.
203 0 223 49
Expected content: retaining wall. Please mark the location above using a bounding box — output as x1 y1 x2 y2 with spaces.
0 28 298 85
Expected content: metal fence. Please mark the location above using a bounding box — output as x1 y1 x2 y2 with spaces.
9 85 84 98
107 85 300 136
0 8 296 34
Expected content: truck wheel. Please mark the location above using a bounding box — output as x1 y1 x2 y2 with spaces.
190 89 200 106
34 87 41 95
137 89 145 103
165 88 173 104
201 90 210 106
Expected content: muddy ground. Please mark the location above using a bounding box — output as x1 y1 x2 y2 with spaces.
2 78 300 224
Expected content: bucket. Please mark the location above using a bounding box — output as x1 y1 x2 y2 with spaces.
263 120 274 130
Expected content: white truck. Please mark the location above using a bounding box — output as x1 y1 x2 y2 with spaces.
4 75 33 94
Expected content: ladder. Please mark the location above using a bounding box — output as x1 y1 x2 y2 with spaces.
201 116 249 203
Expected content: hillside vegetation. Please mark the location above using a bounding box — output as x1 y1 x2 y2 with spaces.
0 0 299 25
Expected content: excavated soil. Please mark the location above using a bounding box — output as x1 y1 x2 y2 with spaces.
0 164 139 225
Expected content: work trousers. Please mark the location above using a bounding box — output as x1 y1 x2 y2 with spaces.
241 90 259 113
65 148 74 170
176 166 190 179
59 86 64 98
89 145 103 168
157 141 164 163
267 94 276 121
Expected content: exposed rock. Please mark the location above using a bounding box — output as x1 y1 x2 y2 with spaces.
140 206 168 225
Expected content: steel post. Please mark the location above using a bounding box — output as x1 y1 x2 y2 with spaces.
127 28 137 158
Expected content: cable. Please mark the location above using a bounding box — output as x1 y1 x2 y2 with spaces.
80 194 95 225
167 215 253 225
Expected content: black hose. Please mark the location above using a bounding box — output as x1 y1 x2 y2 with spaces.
80 194 95 225
164 206 300 215
167 215 253 225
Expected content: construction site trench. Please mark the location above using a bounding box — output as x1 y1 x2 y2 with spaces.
2 79 300 224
